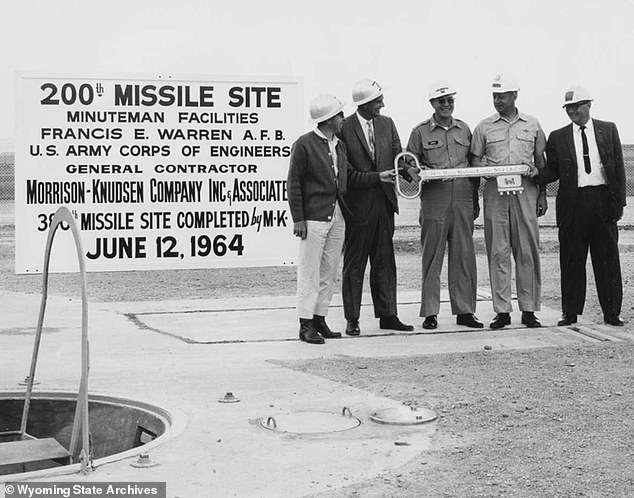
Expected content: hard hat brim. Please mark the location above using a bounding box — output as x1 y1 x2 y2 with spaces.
562 98 593 108
429 91 457 101
354 90 384 107
311 101 346 124
492 88 519 93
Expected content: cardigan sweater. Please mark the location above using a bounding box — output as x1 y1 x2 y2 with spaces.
287 130 381 222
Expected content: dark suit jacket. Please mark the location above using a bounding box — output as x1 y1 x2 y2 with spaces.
540 118 626 227
340 114 402 217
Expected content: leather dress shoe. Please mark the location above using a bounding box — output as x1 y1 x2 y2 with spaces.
422 315 438 329
345 318 361 336
313 315 341 338
604 315 624 326
379 315 414 331
490 313 511 329
456 313 484 328
557 313 577 326
299 320 325 344
521 311 542 328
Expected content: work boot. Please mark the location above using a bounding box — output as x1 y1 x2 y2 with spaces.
557 313 577 326
313 315 342 338
521 311 541 328
457 313 484 328
490 313 511 329
345 318 361 336
299 319 324 344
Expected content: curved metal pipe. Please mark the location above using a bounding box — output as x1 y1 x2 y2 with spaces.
19 206 91 473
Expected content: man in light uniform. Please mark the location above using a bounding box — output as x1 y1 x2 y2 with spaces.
470 73 548 328
406 81 482 330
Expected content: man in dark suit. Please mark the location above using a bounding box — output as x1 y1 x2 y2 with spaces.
339 79 413 336
539 85 626 326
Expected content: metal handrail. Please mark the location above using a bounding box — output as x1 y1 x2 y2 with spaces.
19 206 91 473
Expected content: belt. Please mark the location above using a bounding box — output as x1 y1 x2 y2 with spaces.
578 185 608 192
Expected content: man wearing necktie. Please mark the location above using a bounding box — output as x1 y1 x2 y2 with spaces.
539 85 626 326
339 79 413 336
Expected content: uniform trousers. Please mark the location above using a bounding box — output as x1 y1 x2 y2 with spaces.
419 179 477 317
483 179 541 313
559 186 622 317
342 196 397 319
296 203 345 319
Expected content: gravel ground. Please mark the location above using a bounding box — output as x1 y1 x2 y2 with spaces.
281 342 634 498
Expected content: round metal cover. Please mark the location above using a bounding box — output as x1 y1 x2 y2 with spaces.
259 409 360 434
370 405 437 425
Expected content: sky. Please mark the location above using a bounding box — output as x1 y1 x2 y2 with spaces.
2 0 634 152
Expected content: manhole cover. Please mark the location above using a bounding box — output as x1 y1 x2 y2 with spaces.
370 405 437 425
259 407 360 434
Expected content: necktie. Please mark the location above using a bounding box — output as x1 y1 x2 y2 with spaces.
580 125 591 174
367 121 375 160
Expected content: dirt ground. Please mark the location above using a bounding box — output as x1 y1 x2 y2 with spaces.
1 221 634 497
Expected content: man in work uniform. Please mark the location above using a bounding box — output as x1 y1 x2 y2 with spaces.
406 81 482 330
469 73 548 329
339 79 413 336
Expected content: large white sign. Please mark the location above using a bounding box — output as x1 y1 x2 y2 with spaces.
15 73 301 273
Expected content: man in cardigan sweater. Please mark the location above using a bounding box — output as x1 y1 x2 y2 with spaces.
288 94 394 344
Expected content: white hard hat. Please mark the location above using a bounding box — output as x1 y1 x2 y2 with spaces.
309 94 345 123
562 85 593 107
428 80 456 100
352 79 384 106
491 72 520 93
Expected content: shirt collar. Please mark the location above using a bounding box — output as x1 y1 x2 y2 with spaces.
314 127 339 145
493 110 527 124
429 115 460 131
575 118 593 132
356 111 373 127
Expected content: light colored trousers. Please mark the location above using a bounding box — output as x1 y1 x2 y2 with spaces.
296 204 345 319
483 179 541 313
419 179 477 317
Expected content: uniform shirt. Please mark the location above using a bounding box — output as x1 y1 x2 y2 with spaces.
470 110 546 166
407 116 471 169
574 119 607 187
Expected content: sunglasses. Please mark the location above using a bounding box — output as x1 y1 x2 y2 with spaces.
564 101 590 112
434 96 454 105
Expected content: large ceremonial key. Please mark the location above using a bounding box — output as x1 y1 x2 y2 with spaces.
394 151 531 199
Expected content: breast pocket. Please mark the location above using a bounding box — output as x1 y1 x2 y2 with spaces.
422 140 445 167
517 131 536 155
484 134 506 164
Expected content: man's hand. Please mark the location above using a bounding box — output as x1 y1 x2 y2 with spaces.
379 170 396 183
293 221 307 239
536 191 548 217
523 163 539 178
407 166 421 183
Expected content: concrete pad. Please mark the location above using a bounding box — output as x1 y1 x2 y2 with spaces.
0 287 628 497
127 289 594 347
